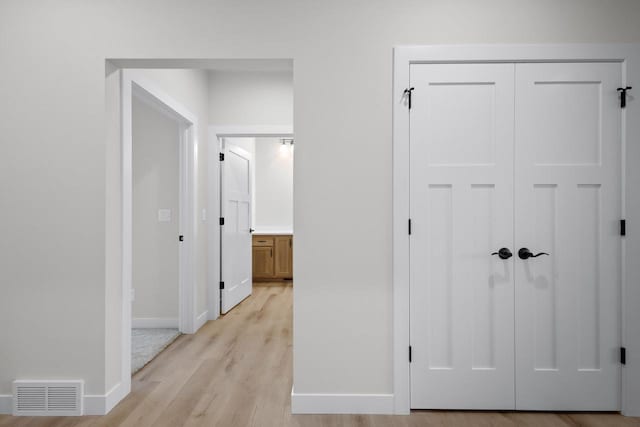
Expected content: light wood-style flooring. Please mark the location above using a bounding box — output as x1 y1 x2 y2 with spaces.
1 282 638 426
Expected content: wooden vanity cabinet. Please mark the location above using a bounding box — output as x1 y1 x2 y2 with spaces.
252 235 293 280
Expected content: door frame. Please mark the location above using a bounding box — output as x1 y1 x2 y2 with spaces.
207 125 294 320
120 70 199 398
392 44 640 416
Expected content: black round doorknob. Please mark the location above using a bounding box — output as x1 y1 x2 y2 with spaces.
518 248 549 259
491 247 513 260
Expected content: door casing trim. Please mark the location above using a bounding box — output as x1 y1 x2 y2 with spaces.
392 44 640 416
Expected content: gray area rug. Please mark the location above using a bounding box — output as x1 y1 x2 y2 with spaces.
131 328 180 374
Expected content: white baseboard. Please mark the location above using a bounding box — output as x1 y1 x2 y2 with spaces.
290 388 394 414
84 382 126 415
132 317 178 328
0 395 11 414
195 310 208 332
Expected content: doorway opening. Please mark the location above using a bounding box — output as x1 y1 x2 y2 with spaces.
210 130 295 316
120 70 199 393
130 89 186 374
107 59 294 415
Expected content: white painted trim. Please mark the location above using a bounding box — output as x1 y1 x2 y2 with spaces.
392 46 411 416
120 70 200 414
207 125 294 322
177 122 198 335
207 130 221 321
195 310 209 331
210 124 293 138
393 44 640 416
120 69 133 406
291 388 394 414
84 382 125 415
104 382 127 415
0 395 11 414
132 317 179 328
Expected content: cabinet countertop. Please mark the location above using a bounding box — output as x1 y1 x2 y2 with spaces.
252 230 293 236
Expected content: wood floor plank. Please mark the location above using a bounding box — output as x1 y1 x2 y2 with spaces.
1 282 637 426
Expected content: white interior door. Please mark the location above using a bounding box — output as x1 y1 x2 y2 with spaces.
410 63 516 409
514 62 622 410
221 141 253 314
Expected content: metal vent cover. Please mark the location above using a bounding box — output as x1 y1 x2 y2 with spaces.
13 380 83 416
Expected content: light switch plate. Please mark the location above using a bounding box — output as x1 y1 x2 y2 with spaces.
201 208 207 222
158 209 171 222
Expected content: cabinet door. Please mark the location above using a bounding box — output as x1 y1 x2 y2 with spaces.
274 236 293 278
252 246 274 278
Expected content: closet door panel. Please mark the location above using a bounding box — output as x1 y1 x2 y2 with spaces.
514 62 622 411
409 63 516 409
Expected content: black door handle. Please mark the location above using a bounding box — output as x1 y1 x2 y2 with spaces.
518 248 549 260
491 248 513 260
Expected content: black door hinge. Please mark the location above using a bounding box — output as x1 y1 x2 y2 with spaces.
621 347 627 365
408 219 412 235
409 346 412 363
220 217 225 226
621 219 626 236
618 86 632 108
219 152 225 161
219 281 225 290
178 235 184 242
404 87 415 109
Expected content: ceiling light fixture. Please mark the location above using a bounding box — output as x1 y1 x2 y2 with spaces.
280 138 294 156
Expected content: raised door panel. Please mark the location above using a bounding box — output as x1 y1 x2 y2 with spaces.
274 236 293 278
514 62 621 411
252 246 274 278
409 63 516 409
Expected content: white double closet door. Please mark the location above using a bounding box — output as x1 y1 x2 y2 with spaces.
409 62 622 410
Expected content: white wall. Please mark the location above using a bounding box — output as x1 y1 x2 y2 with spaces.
132 97 180 321
2 0 640 416
254 138 294 232
208 70 293 126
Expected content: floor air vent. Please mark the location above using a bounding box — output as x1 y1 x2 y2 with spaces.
13 380 83 416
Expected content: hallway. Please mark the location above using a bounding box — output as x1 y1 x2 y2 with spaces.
0 284 637 427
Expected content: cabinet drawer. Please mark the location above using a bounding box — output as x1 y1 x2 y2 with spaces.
253 236 274 246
